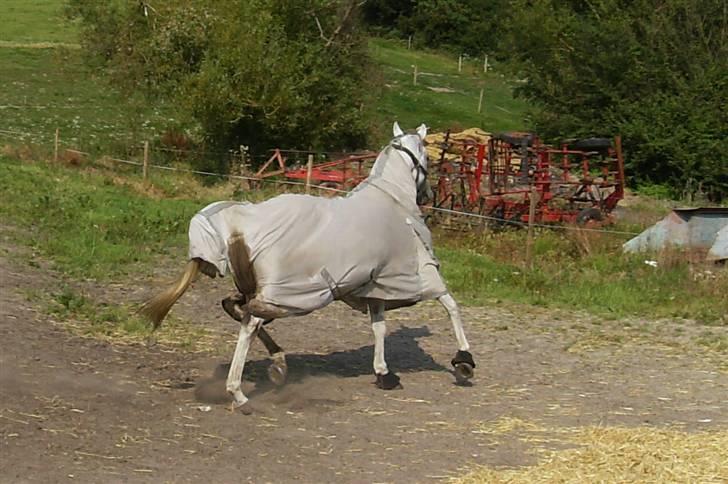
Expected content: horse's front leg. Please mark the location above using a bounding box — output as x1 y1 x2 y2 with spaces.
438 293 476 384
226 314 264 414
368 300 402 390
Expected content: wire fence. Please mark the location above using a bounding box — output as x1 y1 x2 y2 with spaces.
1 125 641 236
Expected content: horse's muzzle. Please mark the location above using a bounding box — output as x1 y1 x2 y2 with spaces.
417 182 433 206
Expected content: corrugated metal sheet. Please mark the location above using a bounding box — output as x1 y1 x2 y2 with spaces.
623 208 728 261
707 225 728 262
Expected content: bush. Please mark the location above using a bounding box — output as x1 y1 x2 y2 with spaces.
503 0 727 201
67 0 373 173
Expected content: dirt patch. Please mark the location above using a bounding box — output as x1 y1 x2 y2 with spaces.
1 234 726 482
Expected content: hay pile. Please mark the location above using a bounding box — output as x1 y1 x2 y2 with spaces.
424 128 491 163
455 422 728 483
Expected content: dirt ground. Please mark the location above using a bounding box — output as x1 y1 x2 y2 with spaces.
1 236 726 483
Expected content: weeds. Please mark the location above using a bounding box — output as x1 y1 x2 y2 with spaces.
41 286 214 351
436 225 727 325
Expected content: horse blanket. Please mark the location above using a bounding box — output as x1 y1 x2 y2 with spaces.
187 145 445 315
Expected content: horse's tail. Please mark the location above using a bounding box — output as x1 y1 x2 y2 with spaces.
228 232 256 296
139 259 200 328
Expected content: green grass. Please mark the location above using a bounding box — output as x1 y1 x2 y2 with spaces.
0 0 176 151
0 1 528 157
369 38 529 136
0 156 203 279
1 156 724 327
436 229 728 326
0 0 77 44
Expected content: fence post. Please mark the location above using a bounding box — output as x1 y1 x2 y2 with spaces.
305 154 314 194
525 186 540 269
478 88 484 113
143 141 149 181
408 35 412 50
53 128 59 162
458 54 463 73
483 54 489 73
413 64 418 85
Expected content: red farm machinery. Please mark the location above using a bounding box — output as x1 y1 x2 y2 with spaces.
253 149 376 193
428 131 626 227
253 129 625 229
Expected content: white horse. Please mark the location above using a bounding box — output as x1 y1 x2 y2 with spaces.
140 122 475 414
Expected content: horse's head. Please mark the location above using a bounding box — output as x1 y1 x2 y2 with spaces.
391 122 433 205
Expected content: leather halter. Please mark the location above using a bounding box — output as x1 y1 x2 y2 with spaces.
391 140 428 179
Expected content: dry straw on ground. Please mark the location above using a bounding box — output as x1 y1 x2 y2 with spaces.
456 419 728 483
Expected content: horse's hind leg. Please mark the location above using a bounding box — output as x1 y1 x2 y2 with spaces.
226 314 264 414
222 297 287 386
368 300 402 390
257 324 287 386
222 295 287 386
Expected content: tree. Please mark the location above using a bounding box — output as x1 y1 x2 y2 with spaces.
363 0 509 55
504 0 727 201
67 0 373 171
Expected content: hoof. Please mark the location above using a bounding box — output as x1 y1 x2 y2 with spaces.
232 401 254 415
267 363 287 386
454 362 474 384
452 350 475 384
221 296 247 322
376 372 402 390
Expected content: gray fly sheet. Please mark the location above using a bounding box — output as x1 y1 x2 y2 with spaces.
188 126 445 316
143 122 475 413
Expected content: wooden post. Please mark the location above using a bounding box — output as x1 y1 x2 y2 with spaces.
413 64 418 85
458 54 463 73
305 154 314 194
525 186 540 269
53 128 59 162
143 141 149 181
407 35 412 50
478 88 484 113
483 54 489 73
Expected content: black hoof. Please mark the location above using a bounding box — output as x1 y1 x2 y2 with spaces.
267 363 287 386
454 362 474 384
452 350 475 384
235 402 254 415
376 372 402 390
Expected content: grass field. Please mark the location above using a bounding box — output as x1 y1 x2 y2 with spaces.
0 1 528 156
2 155 726 332
0 0 77 44
369 38 528 135
1 2 724 330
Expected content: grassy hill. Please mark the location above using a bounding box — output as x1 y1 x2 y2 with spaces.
0 1 528 154
369 38 528 135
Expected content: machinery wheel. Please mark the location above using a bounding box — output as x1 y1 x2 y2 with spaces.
569 137 612 152
576 207 604 225
495 131 535 147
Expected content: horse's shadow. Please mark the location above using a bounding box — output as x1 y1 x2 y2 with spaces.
195 325 449 403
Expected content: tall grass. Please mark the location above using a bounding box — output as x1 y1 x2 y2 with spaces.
1 155 724 326
436 226 727 325
0 156 202 279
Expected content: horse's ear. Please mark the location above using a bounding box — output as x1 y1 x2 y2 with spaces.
393 122 404 138
416 123 427 140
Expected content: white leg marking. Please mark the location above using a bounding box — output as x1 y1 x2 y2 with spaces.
369 300 389 375
226 315 263 407
439 293 470 351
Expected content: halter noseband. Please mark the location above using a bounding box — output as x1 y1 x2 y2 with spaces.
391 139 428 179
